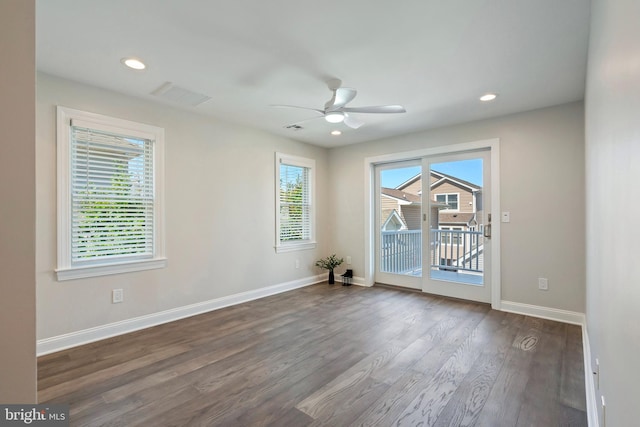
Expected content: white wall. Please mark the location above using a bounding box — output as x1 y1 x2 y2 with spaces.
0 0 37 403
36 73 328 340
585 0 640 425
328 102 585 313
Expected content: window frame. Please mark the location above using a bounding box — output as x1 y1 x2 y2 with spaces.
56 106 166 281
434 192 460 211
274 152 316 253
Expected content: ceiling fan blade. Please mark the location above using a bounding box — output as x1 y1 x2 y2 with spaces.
343 113 364 129
329 87 357 110
325 87 357 111
284 115 326 127
342 105 406 114
270 104 324 115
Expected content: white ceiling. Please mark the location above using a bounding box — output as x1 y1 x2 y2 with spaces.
36 0 591 148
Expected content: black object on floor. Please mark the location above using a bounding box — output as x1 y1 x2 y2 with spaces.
341 269 353 286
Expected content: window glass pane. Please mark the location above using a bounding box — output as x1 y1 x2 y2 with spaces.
280 163 310 242
448 194 458 210
71 127 154 262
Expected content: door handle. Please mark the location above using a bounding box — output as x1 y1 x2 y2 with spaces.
484 224 491 239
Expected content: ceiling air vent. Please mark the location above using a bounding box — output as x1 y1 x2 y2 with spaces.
285 124 304 131
151 82 211 107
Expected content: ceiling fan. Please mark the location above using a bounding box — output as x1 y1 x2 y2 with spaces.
272 79 406 129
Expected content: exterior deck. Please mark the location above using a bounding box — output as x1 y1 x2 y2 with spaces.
381 229 484 286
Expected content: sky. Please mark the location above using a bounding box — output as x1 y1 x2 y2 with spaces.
381 159 483 188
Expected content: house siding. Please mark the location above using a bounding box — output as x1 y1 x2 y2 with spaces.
431 181 474 213
401 205 422 230
400 179 422 195
381 195 404 228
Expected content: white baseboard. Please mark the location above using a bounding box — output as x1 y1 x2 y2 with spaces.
37 274 325 356
499 300 585 325
582 323 599 427
339 275 368 287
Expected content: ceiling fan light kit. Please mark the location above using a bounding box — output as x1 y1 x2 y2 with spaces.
325 112 345 123
273 80 406 130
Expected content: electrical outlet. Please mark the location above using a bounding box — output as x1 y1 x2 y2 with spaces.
295 259 300 269
112 289 124 304
346 256 352 265
538 278 548 290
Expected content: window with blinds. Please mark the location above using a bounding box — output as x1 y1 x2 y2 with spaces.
56 107 166 280
275 153 316 253
279 163 310 241
71 126 154 262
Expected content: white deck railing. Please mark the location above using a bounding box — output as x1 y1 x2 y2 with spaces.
381 229 484 275
381 230 422 274
430 229 484 273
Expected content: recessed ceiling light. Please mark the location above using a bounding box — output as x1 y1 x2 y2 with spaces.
325 112 345 123
121 57 146 70
479 93 497 102
331 130 342 136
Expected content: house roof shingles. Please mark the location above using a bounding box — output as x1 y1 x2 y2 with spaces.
438 212 476 224
380 187 421 203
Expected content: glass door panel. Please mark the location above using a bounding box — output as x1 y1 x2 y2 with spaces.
423 150 492 303
374 161 422 289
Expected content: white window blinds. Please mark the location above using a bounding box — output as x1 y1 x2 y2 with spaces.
279 163 311 242
70 124 155 262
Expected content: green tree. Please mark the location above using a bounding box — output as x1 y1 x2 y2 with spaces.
280 170 307 241
75 162 148 259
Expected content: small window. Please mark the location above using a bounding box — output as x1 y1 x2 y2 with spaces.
275 153 316 253
434 193 459 210
56 107 166 280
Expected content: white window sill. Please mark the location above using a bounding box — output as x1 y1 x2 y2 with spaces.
275 241 317 253
56 258 167 281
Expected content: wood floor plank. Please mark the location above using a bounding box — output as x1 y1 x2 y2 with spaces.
38 344 192 402
392 310 509 426
231 346 368 427
561 324 588 412
307 377 390 427
473 315 548 427
351 370 430 426
37 283 587 426
433 311 524 427
515 321 576 427
296 342 405 419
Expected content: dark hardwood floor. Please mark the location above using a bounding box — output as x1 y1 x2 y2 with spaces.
38 284 587 426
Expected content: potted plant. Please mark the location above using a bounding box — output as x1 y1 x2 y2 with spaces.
315 254 344 284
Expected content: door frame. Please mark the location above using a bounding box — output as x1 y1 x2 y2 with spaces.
364 138 501 310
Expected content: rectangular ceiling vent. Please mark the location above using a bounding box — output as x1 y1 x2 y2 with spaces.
151 82 211 107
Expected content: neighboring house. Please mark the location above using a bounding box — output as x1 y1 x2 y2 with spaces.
381 170 484 271
379 187 421 231
381 170 483 231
